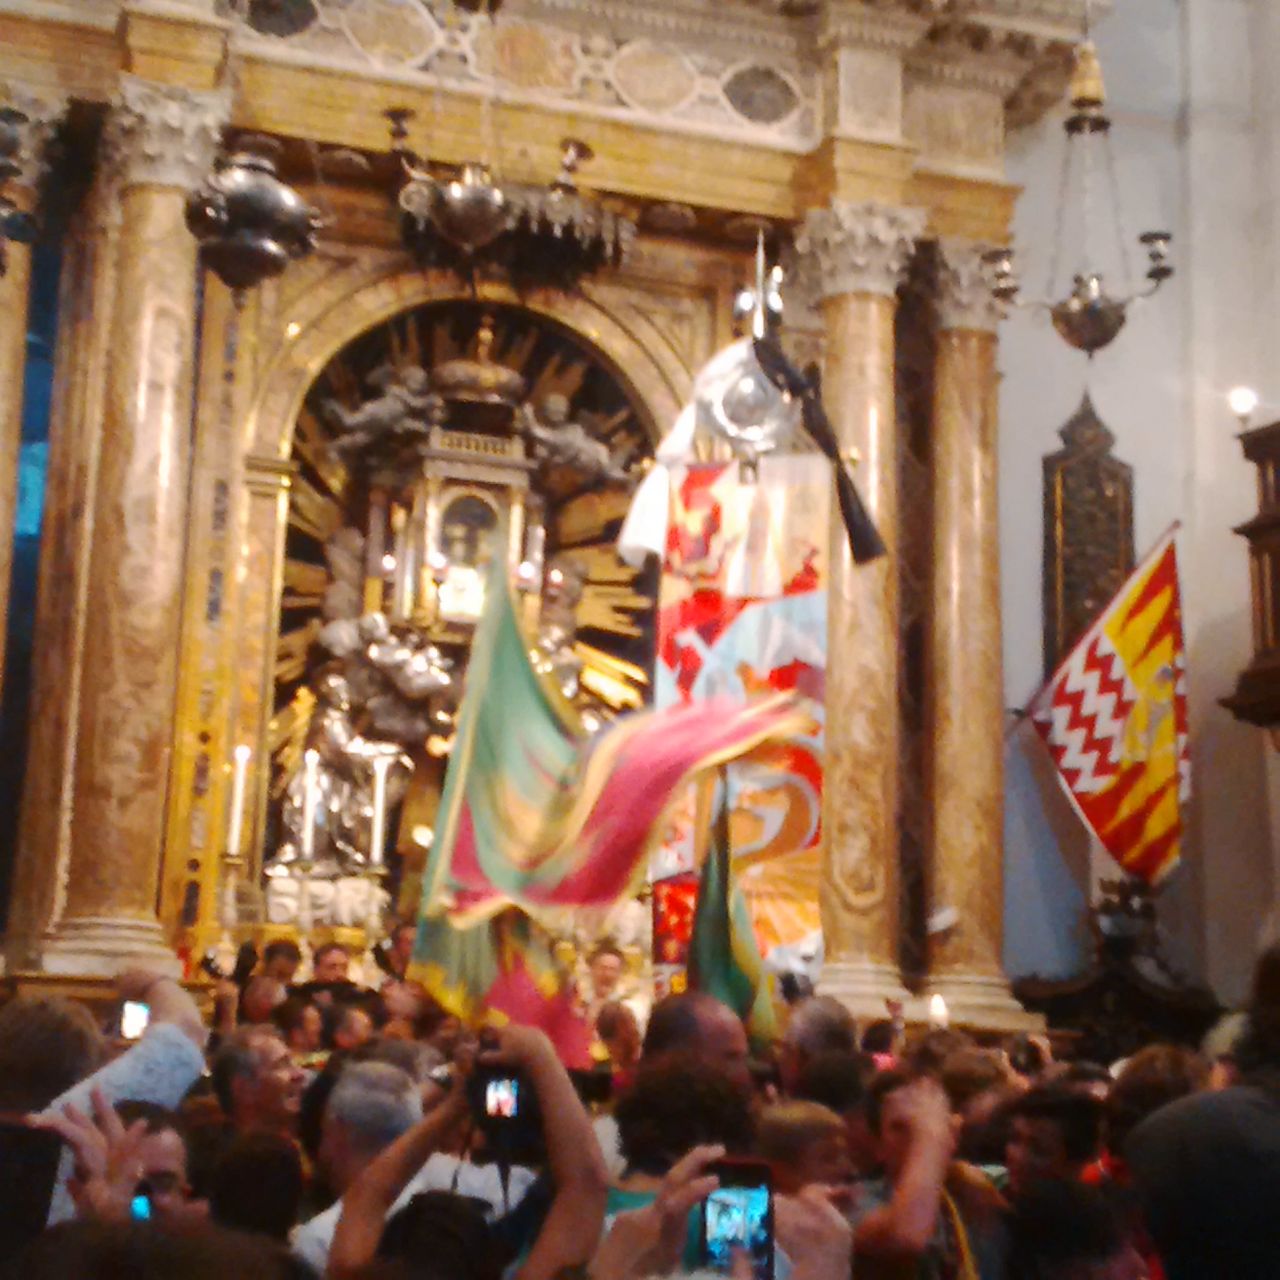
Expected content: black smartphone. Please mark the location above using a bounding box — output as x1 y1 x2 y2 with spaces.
701 1158 774 1280
0 1121 65 1263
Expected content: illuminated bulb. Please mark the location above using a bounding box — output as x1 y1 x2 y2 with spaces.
381 553 397 572
928 994 949 1029
234 744 251 764
1228 385 1260 425
285 321 301 339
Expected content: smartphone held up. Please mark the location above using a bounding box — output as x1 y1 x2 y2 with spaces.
701 1159 774 1280
119 1000 150 1041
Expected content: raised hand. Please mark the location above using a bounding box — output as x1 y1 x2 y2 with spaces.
588 1143 726 1280
30 1087 148 1224
775 1184 854 1280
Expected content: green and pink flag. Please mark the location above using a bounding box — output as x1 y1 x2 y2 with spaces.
410 551 803 1053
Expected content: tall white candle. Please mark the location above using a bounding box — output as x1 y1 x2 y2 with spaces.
369 756 393 869
226 745 251 857
928 994 950 1029
301 748 320 864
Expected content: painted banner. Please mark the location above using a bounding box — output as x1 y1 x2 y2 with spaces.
651 456 829 968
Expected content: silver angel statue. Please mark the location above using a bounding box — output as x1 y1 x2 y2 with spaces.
322 364 444 464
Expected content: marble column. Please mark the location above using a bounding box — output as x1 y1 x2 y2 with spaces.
923 239 1032 1029
0 91 61 705
798 201 925 1017
40 77 227 976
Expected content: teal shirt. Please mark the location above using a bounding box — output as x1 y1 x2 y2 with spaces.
604 1186 704 1270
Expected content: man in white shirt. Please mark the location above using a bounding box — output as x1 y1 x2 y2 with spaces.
292 1060 535 1274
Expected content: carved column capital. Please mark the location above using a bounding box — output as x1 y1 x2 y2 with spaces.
101 75 228 194
796 201 927 301
934 236 1005 333
4 86 67 192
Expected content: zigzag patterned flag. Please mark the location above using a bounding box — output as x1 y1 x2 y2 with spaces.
1029 526 1190 884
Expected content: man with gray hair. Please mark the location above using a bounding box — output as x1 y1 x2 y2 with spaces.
294 1061 424 1272
292 1058 538 1274
320 1061 424 1194
780 996 857 1095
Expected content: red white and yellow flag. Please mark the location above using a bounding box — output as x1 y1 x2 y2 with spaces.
1029 527 1190 884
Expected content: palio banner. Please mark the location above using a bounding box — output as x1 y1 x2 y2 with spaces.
651 457 829 969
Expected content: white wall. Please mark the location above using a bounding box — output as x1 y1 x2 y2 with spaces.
999 0 1280 1002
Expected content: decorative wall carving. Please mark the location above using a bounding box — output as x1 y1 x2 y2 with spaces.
232 0 820 147
935 237 1005 333
100 76 229 194
1042 394 1134 677
796 201 927 300
826 45 907 142
3 84 66 190
903 81 1006 178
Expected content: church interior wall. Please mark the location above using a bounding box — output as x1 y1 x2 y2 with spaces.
999 0 1280 1004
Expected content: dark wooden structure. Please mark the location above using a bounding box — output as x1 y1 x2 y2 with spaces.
1225 420 1280 733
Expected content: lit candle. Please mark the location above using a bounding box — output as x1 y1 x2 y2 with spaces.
928 994 950 1029
301 749 320 864
369 755 393 869
226 745 251 857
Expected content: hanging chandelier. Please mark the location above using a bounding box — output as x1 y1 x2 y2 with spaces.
984 32 1173 355
385 111 635 294
0 105 37 279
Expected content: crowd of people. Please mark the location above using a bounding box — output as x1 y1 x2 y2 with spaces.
1 929 1278 1279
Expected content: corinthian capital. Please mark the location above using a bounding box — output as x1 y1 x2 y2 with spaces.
4 86 67 191
934 237 1005 333
101 76 229 194
795 201 927 301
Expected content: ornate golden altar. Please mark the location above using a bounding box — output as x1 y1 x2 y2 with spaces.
0 0 1077 1028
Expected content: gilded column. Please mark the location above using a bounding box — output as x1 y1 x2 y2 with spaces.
40 77 227 975
0 90 61 703
799 201 925 1016
923 238 1032 1029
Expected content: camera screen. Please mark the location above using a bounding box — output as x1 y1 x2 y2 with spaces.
130 1191 152 1222
484 1077 520 1119
703 1184 772 1280
120 1001 150 1041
